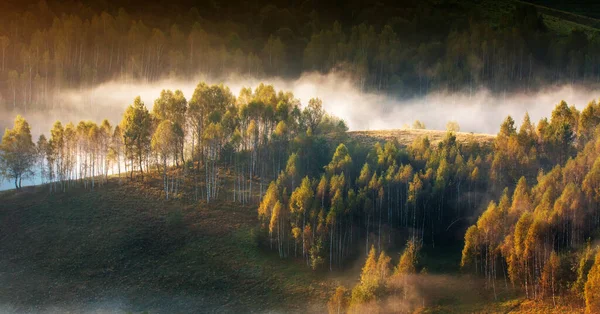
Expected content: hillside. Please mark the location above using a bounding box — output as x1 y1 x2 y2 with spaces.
0 177 334 313
0 170 585 313
346 129 496 147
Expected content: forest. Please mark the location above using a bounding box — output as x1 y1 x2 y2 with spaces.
3 0 600 313
1 78 600 312
2 0 600 113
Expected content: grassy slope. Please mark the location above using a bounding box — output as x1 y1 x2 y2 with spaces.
0 177 335 313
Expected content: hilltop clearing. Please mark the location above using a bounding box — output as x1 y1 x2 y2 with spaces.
345 129 495 147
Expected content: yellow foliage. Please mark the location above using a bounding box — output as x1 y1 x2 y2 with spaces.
328 285 348 314
396 239 420 276
585 251 600 314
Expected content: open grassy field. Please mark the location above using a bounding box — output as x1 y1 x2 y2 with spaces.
346 129 496 148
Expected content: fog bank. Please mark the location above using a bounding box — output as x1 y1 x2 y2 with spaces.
1 72 599 141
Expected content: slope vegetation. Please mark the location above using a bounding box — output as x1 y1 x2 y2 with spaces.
0 177 333 313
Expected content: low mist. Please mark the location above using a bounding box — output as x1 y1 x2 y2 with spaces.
1 72 600 141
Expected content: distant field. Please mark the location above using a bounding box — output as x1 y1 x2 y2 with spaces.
518 0 600 35
346 129 496 148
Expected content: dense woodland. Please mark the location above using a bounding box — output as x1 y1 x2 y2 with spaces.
319 99 600 312
2 0 600 112
2 77 600 311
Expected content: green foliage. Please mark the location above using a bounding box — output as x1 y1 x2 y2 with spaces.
120 96 152 178
574 242 596 296
310 239 325 270
0 115 36 189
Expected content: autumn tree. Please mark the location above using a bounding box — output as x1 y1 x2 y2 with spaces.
585 250 600 314
350 245 390 307
152 120 177 199
289 176 314 258
396 239 421 276
328 285 349 314
540 251 560 305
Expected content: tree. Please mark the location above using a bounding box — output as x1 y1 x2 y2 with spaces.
259 181 280 227
574 242 595 296
0 115 36 189
188 83 234 194
111 125 124 179
541 251 560 304
412 120 426 129
461 225 480 270
203 122 224 202
290 176 314 258
499 116 516 137
8 70 18 108
351 245 380 306
583 158 600 203
36 135 48 184
446 120 460 132
152 120 177 199
263 35 286 75
153 89 187 163
585 251 600 314
326 144 352 175
303 98 324 133
121 96 152 180
0 35 9 72
328 285 349 314
396 239 420 276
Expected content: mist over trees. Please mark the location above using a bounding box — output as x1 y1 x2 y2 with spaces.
2 77 600 312
4 1 600 313
1 0 600 112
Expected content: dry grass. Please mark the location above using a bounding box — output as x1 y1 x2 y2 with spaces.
346 129 496 148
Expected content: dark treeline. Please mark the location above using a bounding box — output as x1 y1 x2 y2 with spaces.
2 0 600 111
